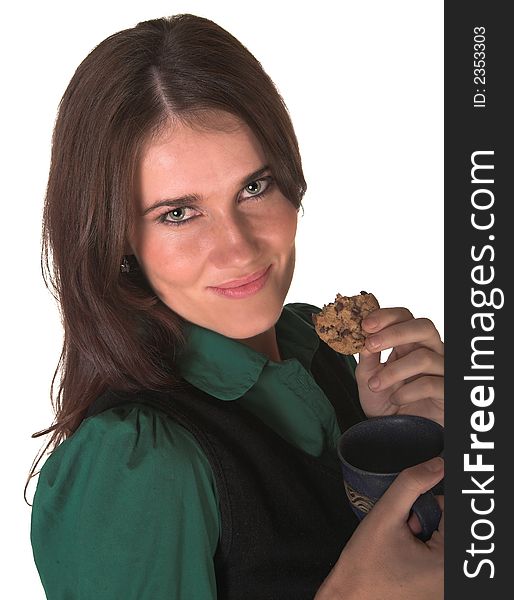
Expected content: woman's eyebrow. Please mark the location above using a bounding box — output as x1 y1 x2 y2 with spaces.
142 164 270 215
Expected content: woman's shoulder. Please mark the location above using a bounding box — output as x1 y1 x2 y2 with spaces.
31 403 220 598
34 403 215 508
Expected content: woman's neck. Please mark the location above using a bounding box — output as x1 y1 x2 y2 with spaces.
237 326 282 363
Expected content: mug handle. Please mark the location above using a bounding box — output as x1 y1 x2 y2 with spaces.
411 491 442 542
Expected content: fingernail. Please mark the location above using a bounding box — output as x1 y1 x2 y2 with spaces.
366 335 381 350
368 376 380 391
363 317 378 330
424 457 444 472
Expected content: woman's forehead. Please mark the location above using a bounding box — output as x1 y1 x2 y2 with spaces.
143 114 263 165
137 118 267 201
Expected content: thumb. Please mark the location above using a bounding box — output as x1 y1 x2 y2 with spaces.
356 345 381 376
356 315 383 375
370 457 445 529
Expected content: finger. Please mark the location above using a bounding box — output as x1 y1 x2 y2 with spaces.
386 342 419 362
397 399 444 426
359 308 408 370
360 308 413 364
370 458 445 530
362 307 414 334
365 318 444 355
366 349 444 392
389 376 444 408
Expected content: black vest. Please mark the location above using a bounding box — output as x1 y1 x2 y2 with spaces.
86 339 366 599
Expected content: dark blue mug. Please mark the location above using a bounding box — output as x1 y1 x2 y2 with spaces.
337 415 444 542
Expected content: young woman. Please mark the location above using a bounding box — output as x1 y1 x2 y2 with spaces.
30 14 444 599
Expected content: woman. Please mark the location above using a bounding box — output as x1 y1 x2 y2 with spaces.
30 13 444 599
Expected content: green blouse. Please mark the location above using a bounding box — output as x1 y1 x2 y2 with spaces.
31 303 358 599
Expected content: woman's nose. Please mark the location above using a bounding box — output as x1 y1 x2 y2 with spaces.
208 211 261 268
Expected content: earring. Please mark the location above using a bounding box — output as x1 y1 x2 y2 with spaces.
120 256 131 273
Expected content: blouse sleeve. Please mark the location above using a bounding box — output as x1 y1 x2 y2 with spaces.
31 404 220 600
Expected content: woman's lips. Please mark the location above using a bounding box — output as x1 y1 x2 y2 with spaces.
208 265 272 299
213 265 270 288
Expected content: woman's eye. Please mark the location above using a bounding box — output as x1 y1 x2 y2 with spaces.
157 176 274 227
245 180 263 194
167 208 187 222
241 176 273 199
159 207 196 226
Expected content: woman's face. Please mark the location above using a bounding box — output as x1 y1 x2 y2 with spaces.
130 114 299 339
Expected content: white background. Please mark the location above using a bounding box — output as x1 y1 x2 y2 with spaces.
2 0 443 595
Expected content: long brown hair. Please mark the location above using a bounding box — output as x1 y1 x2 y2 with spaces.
28 13 307 492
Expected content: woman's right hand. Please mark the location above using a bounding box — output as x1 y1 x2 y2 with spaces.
314 457 444 600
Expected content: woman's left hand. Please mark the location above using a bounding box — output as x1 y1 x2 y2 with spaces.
355 307 444 426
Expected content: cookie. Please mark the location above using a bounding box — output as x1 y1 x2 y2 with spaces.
312 291 380 355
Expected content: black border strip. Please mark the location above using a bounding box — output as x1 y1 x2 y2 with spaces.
445 2 512 595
